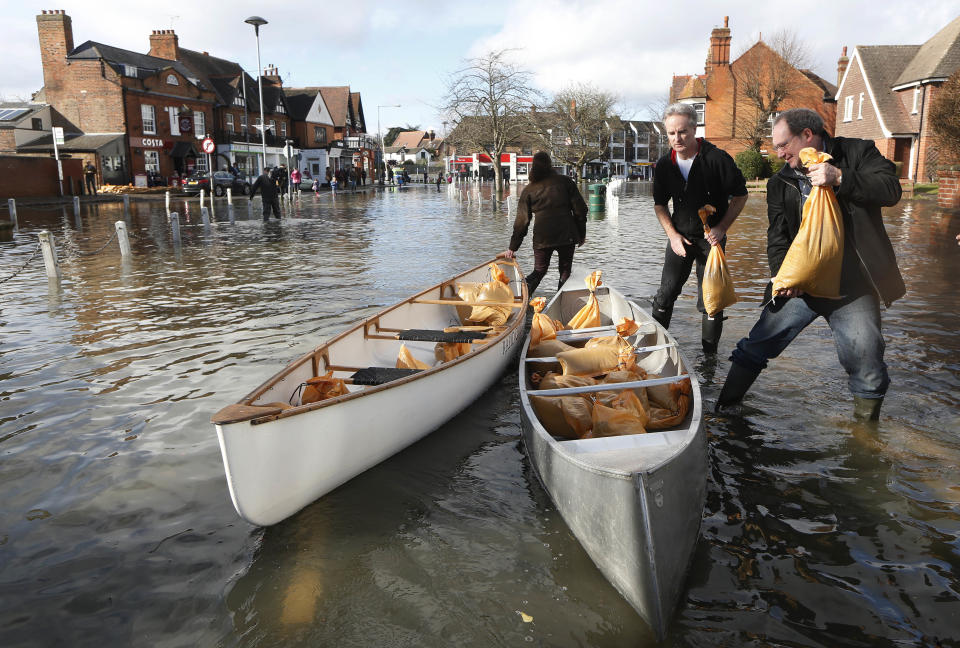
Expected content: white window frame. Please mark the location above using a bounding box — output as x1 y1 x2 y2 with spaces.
843 95 854 122
857 93 864 119
141 104 156 134
166 74 179 86
234 95 245 107
195 155 208 174
276 103 285 114
269 119 276 135
912 86 921 114
280 121 287 137
194 111 205 139
225 113 235 133
143 149 160 172
694 102 705 126
169 106 180 136
241 114 248 134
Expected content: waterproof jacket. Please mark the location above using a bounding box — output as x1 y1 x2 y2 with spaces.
766 136 905 307
653 139 748 238
250 173 278 201
509 173 587 251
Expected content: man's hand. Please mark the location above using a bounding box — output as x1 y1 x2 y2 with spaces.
807 162 842 187
500 250 515 259
706 224 727 247
669 232 691 257
775 287 804 298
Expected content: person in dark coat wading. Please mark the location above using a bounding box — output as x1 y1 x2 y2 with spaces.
502 151 587 294
250 167 282 220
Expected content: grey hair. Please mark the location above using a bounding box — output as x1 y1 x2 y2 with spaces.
663 103 698 128
774 108 825 137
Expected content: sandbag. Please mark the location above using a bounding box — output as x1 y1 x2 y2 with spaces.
435 341 472 363
528 394 593 439
646 376 693 430
567 270 603 329
600 368 651 412
698 205 738 317
397 343 430 370
771 148 845 299
582 391 650 438
458 263 514 326
557 346 620 377
529 297 565 347
300 371 349 405
527 337 575 358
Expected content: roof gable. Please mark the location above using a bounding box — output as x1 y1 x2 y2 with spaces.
895 15 960 85
855 45 922 134
318 86 351 127
69 40 202 87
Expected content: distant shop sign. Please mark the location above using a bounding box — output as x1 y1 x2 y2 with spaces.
131 137 166 148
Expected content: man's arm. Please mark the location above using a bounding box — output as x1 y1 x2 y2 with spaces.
708 194 747 245
808 140 901 207
654 204 690 257
505 190 532 254
567 177 588 244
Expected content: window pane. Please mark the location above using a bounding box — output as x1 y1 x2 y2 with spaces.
142 105 156 134
144 150 160 172
194 111 205 139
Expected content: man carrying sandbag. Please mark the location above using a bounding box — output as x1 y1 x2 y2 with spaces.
716 108 905 421
651 103 748 353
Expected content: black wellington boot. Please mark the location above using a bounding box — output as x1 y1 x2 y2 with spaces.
715 362 761 412
853 396 883 421
701 313 724 354
651 300 673 329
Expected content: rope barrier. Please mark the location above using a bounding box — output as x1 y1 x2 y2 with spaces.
0 243 41 286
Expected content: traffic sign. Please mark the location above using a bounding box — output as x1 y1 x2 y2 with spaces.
201 137 216 154
53 126 64 145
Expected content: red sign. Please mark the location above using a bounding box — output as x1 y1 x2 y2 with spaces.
201 137 216 154
179 114 193 133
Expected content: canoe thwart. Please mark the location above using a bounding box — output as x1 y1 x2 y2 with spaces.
350 367 423 386
533 374 691 396
397 329 488 343
212 402 290 425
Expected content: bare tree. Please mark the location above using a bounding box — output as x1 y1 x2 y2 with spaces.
733 29 814 150
528 84 618 185
444 49 540 200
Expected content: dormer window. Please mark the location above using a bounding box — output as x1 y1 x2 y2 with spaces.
275 104 285 114
912 86 921 114
234 95 245 107
124 64 138 77
166 74 179 86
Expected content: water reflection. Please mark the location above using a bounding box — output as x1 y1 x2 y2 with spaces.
0 186 958 647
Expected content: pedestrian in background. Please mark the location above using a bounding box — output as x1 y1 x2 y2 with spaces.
84 161 98 195
290 167 302 194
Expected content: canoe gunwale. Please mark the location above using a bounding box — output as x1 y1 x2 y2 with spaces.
215 257 527 427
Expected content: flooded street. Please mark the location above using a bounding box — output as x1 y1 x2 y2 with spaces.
1 184 958 647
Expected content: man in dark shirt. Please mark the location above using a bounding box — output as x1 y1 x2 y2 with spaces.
651 103 748 352
250 167 281 220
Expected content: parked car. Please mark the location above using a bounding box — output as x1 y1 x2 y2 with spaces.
182 171 250 197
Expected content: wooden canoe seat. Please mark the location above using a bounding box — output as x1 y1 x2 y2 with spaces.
397 329 487 343
350 367 423 386
212 402 292 425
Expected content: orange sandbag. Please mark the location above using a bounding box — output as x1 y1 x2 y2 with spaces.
435 341 472 363
528 394 593 439
615 317 640 338
697 205 738 317
557 346 620 377
458 263 514 326
567 271 603 329
528 337 575 358
646 376 693 430
301 370 349 405
600 367 652 412
582 391 650 438
397 343 431 370
771 148 845 299
529 297 565 347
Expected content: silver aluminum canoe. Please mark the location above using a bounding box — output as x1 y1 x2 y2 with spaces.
518 273 706 641
213 258 528 526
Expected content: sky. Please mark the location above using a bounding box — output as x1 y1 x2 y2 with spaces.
2 0 958 137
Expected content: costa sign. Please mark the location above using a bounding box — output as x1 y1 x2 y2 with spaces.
131 137 166 148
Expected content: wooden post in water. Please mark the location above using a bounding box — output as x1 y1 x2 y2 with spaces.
115 221 131 257
227 187 233 205
170 212 181 246
38 230 60 280
7 198 17 231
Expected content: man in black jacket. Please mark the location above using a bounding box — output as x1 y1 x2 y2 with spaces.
652 103 748 352
250 167 281 220
716 108 905 421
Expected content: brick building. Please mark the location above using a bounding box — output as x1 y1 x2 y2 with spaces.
834 15 960 181
283 87 335 182
670 17 837 158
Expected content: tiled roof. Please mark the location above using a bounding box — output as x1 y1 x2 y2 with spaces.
176 47 244 105
18 133 125 151
69 41 201 87
392 130 427 149
857 45 922 133
282 89 315 121
895 15 960 85
670 75 693 103
318 86 351 127
677 76 706 100
799 70 837 100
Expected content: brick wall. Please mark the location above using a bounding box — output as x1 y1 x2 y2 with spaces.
0 155 84 198
835 57 886 140
938 170 959 208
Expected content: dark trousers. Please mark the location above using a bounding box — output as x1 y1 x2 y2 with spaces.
85 175 97 195
262 197 282 220
525 244 576 295
651 237 721 326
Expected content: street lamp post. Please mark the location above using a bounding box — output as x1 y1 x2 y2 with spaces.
245 16 268 173
377 104 400 185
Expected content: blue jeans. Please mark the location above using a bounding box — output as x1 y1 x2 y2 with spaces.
730 292 889 399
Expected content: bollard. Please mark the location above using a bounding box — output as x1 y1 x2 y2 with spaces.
7 198 17 231
228 203 235 223
123 194 130 221
247 200 253 219
227 187 233 205
170 212 181 246
115 221 131 257
39 230 61 280
201 206 210 226
165 191 171 214
73 195 81 221
199 188 205 208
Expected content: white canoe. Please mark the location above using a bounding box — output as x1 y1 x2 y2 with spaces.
212 258 528 526
518 273 706 640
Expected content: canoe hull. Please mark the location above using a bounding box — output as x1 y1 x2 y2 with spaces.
518 274 706 640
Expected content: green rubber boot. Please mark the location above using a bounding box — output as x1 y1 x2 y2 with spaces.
853 396 883 421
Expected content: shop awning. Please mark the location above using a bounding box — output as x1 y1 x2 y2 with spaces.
170 141 199 158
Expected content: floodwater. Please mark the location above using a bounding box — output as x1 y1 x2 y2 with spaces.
1 183 958 647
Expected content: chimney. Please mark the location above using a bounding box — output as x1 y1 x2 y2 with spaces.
37 10 74 93
705 15 731 73
264 64 282 85
569 99 576 117
429 130 435 140
148 29 179 60
837 46 849 87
